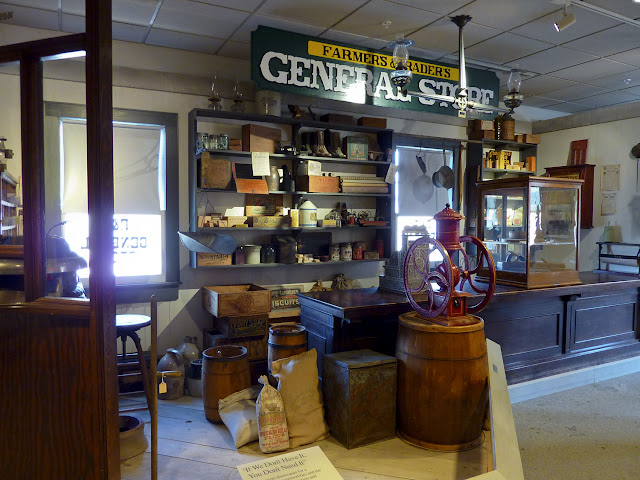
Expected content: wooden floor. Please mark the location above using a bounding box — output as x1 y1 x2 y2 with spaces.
119 394 493 480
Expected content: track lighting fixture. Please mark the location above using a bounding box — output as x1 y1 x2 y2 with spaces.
554 5 576 32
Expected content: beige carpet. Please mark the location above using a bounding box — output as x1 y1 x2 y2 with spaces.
512 372 640 480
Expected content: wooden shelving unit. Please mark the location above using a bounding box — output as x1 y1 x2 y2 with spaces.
187 108 395 269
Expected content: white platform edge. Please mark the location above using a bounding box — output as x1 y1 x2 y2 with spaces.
507 356 640 404
468 339 525 480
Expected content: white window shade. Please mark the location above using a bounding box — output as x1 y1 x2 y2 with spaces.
61 120 165 215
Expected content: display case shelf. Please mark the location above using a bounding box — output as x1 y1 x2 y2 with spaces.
196 226 391 233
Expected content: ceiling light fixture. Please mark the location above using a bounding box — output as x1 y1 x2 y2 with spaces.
554 5 576 31
559 0 640 29
388 15 513 118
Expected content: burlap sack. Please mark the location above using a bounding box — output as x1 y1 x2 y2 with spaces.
218 386 260 448
271 349 330 447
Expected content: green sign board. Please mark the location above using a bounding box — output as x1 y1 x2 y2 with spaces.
251 26 500 118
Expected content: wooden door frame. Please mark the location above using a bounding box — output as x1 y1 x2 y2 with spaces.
0 1 119 477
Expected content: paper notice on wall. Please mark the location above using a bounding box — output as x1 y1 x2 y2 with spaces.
385 163 398 184
252 152 271 176
601 192 617 215
237 446 343 480
601 164 620 191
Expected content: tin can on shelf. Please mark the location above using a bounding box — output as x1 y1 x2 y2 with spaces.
352 242 365 260
340 243 352 261
330 244 341 261
374 239 385 258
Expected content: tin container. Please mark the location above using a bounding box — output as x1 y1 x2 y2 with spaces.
374 239 385 258
322 349 397 449
352 242 365 260
340 243 352 261
330 244 341 261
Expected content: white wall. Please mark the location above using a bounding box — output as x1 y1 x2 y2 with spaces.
0 24 516 353
536 118 640 272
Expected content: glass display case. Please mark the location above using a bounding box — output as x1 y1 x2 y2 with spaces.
476 176 583 289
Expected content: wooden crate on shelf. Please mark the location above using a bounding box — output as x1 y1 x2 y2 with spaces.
202 284 271 317
242 124 282 153
198 151 232 189
211 313 269 339
296 175 340 193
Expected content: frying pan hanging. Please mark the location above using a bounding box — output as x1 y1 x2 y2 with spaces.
432 144 455 189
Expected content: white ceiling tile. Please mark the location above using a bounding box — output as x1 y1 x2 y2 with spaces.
511 8 619 45
217 40 250 60
146 28 225 55
61 0 83 15
230 15 324 44
333 0 441 41
521 75 579 96
619 85 640 96
390 0 470 16
552 59 636 83
563 24 640 57
113 22 149 44
546 102 592 114
513 46 598 75
589 69 640 89
581 1 640 19
198 0 265 12
257 0 368 29
0 3 60 31
607 48 640 67
544 83 609 102
61 13 83 33
464 32 552 65
521 96 563 108
573 91 640 108
409 19 501 57
154 0 249 38
5 0 57 9
449 0 558 30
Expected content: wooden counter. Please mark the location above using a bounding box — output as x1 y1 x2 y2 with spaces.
298 272 640 383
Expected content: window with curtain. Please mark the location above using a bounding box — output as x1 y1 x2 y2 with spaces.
44 102 179 302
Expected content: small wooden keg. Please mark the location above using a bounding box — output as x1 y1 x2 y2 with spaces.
396 311 489 451
202 345 251 424
268 324 307 372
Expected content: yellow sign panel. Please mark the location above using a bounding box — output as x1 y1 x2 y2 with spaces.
308 40 459 81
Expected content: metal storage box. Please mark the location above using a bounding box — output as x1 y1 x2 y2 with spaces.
322 349 397 449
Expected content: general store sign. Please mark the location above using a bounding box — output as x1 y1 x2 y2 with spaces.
251 26 500 118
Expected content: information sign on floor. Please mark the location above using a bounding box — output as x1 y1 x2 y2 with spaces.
236 446 343 480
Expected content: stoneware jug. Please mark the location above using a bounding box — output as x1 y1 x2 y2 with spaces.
178 336 200 368
157 348 185 400
299 200 317 227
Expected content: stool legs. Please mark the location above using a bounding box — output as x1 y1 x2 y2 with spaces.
129 331 154 417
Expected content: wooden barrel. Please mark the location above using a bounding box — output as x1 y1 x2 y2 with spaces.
396 312 489 451
202 345 251 424
268 324 307 371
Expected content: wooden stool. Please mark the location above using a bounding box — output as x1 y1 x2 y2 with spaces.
116 314 153 419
